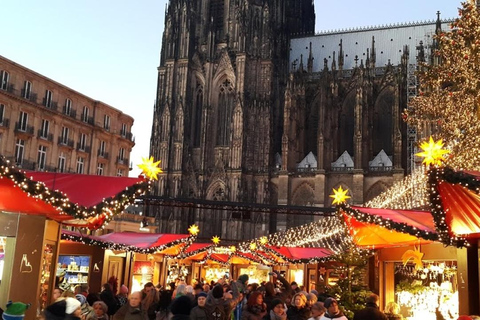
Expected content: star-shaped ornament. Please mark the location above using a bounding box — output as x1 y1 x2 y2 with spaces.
229 246 236 253
188 224 199 236
137 156 162 180
416 137 449 167
249 242 257 251
330 186 351 205
212 235 221 245
260 236 268 245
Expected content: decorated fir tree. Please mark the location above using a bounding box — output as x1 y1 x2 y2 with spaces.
405 0 480 170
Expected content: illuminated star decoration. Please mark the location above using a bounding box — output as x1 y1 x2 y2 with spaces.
137 156 162 180
260 236 268 245
249 242 257 251
188 224 199 236
229 246 236 253
330 186 351 205
416 137 449 167
212 236 221 245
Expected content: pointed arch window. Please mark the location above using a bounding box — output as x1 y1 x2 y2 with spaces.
192 87 203 147
216 79 234 146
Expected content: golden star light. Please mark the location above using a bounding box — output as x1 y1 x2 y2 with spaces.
188 224 199 236
229 246 236 253
249 242 257 251
259 236 268 245
416 137 449 167
137 156 162 180
212 235 221 245
330 186 351 205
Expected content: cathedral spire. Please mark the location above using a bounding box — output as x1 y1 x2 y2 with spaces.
299 54 304 72
307 42 314 73
338 39 344 70
331 51 336 71
370 36 376 67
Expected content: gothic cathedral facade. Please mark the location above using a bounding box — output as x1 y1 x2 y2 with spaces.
150 0 444 242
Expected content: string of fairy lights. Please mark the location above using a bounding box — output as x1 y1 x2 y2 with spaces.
0 156 151 229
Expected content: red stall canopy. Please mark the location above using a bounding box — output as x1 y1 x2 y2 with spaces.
62 230 193 255
27 171 144 207
342 206 437 248
264 245 333 262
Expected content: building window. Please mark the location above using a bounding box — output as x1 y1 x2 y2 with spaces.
79 133 87 150
103 115 110 131
99 140 106 156
15 139 25 164
0 104 4 124
58 152 66 173
81 106 89 123
120 123 127 137
37 145 47 170
119 148 125 161
19 111 28 131
64 99 72 115
0 71 9 90
23 81 32 99
44 90 53 108
117 169 124 177
96 162 104 175
76 157 84 174
61 127 69 144
40 119 50 139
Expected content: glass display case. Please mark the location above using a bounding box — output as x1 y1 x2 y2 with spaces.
56 255 90 292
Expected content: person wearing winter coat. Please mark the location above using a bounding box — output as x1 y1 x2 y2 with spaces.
113 292 146 320
319 298 347 320
44 297 83 320
190 292 208 320
287 293 311 320
352 294 387 320
100 284 119 316
170 295 193 320
205 279 243 320
264 271 293 312
86 301 109 320
241 291 267 320
267 298 287 320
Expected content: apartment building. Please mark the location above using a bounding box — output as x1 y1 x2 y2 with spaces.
0 55 135 176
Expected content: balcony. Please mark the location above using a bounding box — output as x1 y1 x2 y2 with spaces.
116 157 129 165
121 131 135 142
81 114 94 125
76 143 91 153
43 99 58 111
98 150 109 159
0 118 10 128
63 106 77 119
57 137 74 148
16 159 36 170
14 122 34 135
37 130 54 142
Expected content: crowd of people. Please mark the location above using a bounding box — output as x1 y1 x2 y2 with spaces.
38 272 477 320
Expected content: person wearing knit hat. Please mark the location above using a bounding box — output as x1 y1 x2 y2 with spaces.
238 274 249 285
267 298 287 320
2 301 30 320
65 297 82 318
170 296 192 320
212 285 224 299
190 292 208 320
319 297 347 320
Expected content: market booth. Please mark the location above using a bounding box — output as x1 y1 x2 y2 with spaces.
0 157 149 319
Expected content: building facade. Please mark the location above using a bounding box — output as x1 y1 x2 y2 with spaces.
149 0 447 242
0 55 135 177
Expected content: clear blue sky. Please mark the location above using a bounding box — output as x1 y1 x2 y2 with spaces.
1 0 459 176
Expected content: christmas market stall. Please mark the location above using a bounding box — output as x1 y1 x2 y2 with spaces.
60 230 196 293
0 156 152 319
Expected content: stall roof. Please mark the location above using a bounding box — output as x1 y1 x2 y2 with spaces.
61 230 193 254
27 171 144 207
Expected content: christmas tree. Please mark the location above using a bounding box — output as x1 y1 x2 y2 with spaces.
405 0 480 171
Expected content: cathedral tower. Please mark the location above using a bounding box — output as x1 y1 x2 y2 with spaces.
150 0 315 241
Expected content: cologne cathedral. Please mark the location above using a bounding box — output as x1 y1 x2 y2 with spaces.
149 0 448 241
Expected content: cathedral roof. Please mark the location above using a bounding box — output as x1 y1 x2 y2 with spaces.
290 19 454 72
297 151 317 169
369 149 392 167
331 151 354 168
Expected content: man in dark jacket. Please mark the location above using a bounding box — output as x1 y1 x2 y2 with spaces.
113 292 146 320
205 278 243 320
352 294 387 320
190 292 208 320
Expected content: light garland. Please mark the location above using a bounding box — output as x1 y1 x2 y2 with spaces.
0 156 151 229
61 232 197 254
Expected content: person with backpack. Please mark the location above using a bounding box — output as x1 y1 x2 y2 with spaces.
205 276 244 320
